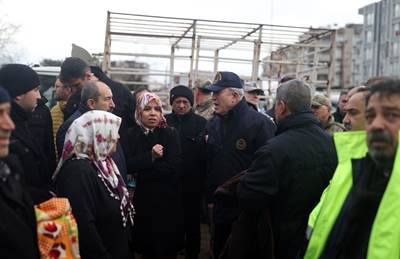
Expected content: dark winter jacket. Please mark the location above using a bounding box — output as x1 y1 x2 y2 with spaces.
0 155 40 259
333 108 344 123
56 105 127 181
56 158 134 259
29 98 57 173
63 89 81 121
165 110 207 193
237 111 337 259
206 98 276 224
9 101 52 204
121 125 184 256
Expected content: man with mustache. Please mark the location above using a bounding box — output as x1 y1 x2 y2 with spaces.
304 78 400 258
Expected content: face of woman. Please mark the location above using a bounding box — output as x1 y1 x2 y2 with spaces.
141 100 162 129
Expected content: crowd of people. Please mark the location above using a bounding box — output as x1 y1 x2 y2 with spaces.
0 57 399 259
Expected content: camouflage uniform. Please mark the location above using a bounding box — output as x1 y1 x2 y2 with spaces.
195 99 214 120
324 115 346 135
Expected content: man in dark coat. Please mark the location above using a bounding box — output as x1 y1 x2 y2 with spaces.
60 58 136 134
0 86 40 258
0 64 52 204
56 80 127 181
28 96 57 173
59 57 94 120
204 71 276 258
165 85 207 259
237 79 337 259
332 90 348 123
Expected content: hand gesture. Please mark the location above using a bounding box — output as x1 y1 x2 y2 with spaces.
151 144 164 160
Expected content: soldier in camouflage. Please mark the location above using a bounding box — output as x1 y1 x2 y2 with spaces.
194 79 215 120
312 95 346 135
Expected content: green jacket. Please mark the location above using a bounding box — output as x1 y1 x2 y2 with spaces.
305 131 400 259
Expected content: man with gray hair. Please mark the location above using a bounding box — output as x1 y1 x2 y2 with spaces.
204 71 276 258
56 80 115 154
55 81 126 180
237 79 337 258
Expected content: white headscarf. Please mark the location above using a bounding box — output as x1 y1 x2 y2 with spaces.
54 110 134 227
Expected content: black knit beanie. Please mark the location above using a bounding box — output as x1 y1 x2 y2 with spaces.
169 85 194 106
0 64 40 98
0 86 10 104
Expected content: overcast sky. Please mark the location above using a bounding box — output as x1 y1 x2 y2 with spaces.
1 0 377 63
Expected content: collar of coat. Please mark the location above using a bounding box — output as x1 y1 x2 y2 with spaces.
276 111 319 135
10 101 29 123
218 98 248 120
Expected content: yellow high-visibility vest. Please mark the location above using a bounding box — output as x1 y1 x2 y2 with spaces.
305 131 400 259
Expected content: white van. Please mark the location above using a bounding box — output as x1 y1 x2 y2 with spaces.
32 66 60 108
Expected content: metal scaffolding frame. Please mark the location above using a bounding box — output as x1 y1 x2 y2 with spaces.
103 11 336 95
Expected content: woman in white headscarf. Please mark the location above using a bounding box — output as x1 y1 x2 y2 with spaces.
54 110 135 259
121 92 184 259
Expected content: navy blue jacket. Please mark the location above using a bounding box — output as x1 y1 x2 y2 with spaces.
206 98 276 223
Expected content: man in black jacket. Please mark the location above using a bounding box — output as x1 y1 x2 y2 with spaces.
237 79 337 258
60 58 136 135
204 71 276 258
0 64 52 204
29 96 57 174
165 85 207 259
56 80 127 181
0 85 40 258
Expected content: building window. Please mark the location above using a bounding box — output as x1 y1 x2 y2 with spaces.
394 23 400 37
366 13 374 25
395 3 400 17
365 48 373 60
393 42 400 57
366 31 373 43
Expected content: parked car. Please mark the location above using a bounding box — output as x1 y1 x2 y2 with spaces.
32 66 60 108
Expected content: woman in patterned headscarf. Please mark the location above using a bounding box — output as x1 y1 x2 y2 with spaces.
54 110 135 259
121 92 184 259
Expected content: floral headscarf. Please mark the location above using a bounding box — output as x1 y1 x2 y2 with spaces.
54 110 134 227
135 92 167 134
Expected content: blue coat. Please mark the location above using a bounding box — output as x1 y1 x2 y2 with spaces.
206 98 276 224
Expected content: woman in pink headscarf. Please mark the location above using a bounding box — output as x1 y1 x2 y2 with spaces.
121 92 184 259
54 110 135 259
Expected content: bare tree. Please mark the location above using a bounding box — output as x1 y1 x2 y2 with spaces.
0 2 19 64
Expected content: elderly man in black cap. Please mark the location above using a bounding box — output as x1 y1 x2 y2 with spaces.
0 85 40 258
204 71 276 258
0 64 53 204
165 85 207 259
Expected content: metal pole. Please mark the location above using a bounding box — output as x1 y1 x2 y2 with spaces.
327 30 337 98
296 47 303 78
311 46 320 85
194 36 201 83
251 26 263 81
189 20 197 87
213 50 219 73
170 46 175 87
102 11 111 74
